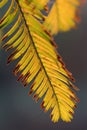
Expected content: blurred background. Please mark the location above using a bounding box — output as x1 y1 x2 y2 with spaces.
0 1 87 130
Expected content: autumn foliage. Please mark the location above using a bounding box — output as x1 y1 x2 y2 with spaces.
0 0 80 123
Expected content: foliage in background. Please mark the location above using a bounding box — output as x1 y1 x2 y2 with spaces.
0 0 80 123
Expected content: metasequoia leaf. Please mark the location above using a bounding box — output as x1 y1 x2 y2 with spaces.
0 0 80 123
44 0 80 34
0 0 8 8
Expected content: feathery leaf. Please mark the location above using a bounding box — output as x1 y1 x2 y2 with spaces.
0 0 80 123
44 0 80 34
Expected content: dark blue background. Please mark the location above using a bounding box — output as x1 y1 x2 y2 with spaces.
0 1 87 130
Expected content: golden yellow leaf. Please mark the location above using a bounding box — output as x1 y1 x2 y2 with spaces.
44 0 80 34
0 0 80 123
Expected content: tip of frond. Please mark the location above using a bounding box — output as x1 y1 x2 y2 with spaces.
33 94 40 102
0 17 6 24
74 104 77 108
76 97 80 103
13 65 20 76
7 59 11 64
17 74 23 81
22 72 30 83
44 5 49 13
7 51 18 64
40 101 47 112
28 90 33 96
33 94 37 99
50 40 58 48
70 84 79 91
2 35 8 41
23 82 28 87
30 82 35 90
75 13 81 23
6 46 13 52
57 54 65 68
40 101 45 109
69 110 74 116
66 69 75 82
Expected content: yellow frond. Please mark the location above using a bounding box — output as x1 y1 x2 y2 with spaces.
0 0 8 7
0 0 79 123
44 0 80 34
